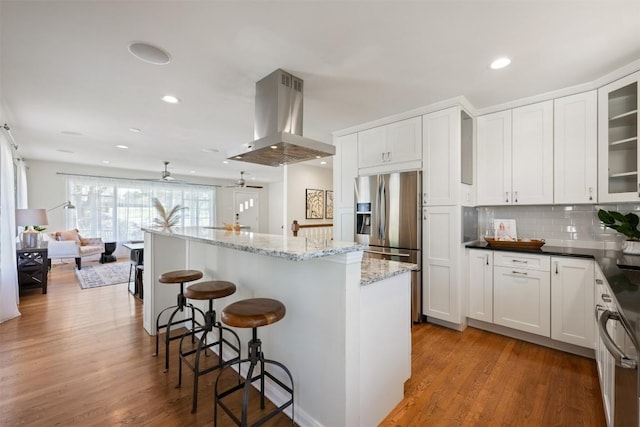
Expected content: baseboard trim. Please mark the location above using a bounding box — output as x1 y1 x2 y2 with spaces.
467 319 595 359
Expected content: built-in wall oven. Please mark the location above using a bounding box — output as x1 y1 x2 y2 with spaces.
595 275 639 426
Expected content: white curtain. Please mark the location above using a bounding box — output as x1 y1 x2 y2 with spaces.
0 133 21 322
16 159 27 209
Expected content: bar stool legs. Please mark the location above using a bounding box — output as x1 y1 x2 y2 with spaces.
213 298 294 426
153 269 205 372
176 298 241 413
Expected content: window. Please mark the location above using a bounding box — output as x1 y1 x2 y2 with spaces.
66 176 216 242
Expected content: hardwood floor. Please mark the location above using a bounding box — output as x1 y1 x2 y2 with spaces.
1 261 605 426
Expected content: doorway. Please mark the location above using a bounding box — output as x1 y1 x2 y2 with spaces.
233 190 259 232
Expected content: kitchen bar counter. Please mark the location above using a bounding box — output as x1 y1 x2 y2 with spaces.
142 227 412 427
466 241 640 350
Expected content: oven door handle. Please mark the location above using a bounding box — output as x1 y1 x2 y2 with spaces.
598 310 637 369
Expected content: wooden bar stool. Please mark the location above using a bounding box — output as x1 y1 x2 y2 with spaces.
154 269 205 372
176 280 242 413
214 298 294 426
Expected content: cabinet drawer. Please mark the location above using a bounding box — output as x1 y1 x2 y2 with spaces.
493 251 550 271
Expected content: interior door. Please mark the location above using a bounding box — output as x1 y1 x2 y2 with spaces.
233 190 259 231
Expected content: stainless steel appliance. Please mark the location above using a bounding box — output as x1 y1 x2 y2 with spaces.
355 171 422 322
596 285 639 426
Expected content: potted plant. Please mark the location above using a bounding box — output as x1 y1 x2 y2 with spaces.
597 209 640 254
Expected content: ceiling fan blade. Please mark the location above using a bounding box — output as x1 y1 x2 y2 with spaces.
246 185 263 189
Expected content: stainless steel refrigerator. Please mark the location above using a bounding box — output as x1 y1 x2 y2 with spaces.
355 171 422 322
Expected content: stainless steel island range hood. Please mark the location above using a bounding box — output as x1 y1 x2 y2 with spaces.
227 69 335 167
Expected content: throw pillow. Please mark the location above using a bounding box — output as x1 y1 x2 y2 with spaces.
57 229 81 244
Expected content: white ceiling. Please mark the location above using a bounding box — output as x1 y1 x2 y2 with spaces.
2 1 640 184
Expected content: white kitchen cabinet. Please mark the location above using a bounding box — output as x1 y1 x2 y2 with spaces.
477 110 512 205
598 71 640 203
422 107 474 206
358 117 422 173
477 101 553 205
493 252 550 337
333 133 358 242
554 91 598 204
423 206 459 323
467 249 493 322
333 133 358 209
550 257 594 348
511 100 554 205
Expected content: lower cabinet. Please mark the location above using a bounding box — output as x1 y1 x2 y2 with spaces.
468 250 595 348
467 249 493 322
551 257 595 348
493 254 551 337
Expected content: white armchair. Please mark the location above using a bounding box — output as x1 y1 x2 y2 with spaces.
43 230 104 270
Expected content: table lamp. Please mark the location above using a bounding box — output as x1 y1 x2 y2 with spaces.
15 208 48 248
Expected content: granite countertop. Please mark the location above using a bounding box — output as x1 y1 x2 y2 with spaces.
360 257 418 286
143 226 366 261
466 241 640 350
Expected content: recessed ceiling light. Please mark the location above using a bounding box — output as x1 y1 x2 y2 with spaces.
320 161 327 165
162 95 180 104
223 160 229 164
128 42 171 65
129 127 141 133
315 155 321 159
102 160 110 164
270 145 278 149
190 170 196 174
202 147 219 153
490 57 511 70
251 177 256 180
235 156 242 159
116 145 128 149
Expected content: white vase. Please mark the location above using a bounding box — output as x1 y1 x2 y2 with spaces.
621 240 640 255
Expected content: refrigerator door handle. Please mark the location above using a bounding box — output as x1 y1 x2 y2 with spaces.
377 176 386 241
365 250 411 258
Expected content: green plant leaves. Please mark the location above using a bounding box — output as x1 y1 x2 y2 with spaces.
598 209 640 240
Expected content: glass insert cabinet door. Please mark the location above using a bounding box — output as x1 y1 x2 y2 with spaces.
599 71 639 202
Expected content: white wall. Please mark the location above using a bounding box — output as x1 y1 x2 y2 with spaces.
24 159 270 233
286 163 333 236
268 179 284 234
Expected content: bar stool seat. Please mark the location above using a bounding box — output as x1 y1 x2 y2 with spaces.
154 269 205 372
214 298 294 426
177 281 241 413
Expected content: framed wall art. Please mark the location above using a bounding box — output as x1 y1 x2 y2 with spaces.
325 190 334 219
305 189 324 219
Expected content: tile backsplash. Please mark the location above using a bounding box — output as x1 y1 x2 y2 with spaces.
477 203 640 248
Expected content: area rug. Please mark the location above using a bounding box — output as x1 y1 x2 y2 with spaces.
75 262 130 289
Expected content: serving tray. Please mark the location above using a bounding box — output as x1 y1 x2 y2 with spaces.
484 237 546 249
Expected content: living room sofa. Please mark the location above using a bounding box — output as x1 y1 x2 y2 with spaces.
43 229 104 270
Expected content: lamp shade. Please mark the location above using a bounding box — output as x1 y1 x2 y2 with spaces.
15 208 48 227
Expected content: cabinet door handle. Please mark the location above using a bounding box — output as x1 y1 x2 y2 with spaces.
595 279 603 284
514 191 518 203
512 259 528 264
387 151 391 162
602 294 612 303
382 152 386 163
555 262 558 274
505 192 509 203
512 270 528 276
485 255 489 265
589 187 593 201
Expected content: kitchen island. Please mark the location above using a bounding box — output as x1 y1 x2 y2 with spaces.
142 227 416 427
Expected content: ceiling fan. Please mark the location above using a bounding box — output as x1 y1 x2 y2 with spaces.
138 161 189 184
226 171 263 189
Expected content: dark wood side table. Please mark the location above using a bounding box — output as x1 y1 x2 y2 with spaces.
16 242 49 294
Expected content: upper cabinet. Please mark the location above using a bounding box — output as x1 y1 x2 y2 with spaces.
598 71 640 203
477 110 512 205
422 107 475 206
554 91 598 204
477 101 553 205
511 101 554 205
358 117 422 174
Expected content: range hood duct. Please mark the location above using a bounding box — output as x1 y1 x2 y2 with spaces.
228 69 335 167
